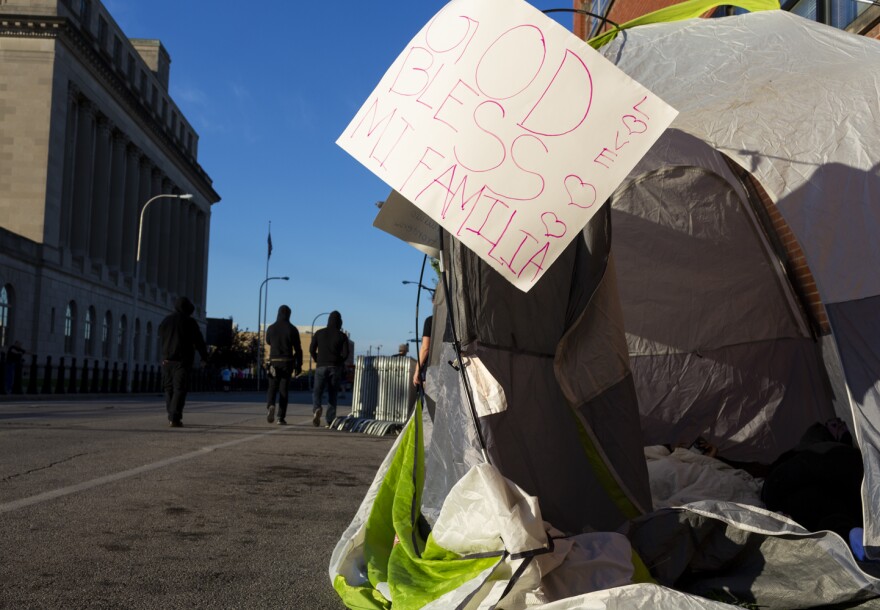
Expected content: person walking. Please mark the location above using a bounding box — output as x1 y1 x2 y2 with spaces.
158 296 208 428
309 310 349 427
5 340 26 394
264 304 302 425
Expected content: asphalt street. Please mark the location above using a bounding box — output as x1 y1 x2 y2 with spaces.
0 390 395 609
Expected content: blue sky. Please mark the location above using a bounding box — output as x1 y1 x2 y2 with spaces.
106 0 576 356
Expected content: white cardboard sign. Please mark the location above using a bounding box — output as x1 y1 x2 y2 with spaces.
338 0 677 291
373 190 441 259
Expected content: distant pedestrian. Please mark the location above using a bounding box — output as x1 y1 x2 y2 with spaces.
220 367 232 392
265 304 303 425
413 315 432 387
158 297 208 428
395 343 409 357
309 310 349 427
5 340 25 394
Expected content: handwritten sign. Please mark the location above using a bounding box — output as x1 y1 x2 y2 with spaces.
338 0 677 291
374 190 441 258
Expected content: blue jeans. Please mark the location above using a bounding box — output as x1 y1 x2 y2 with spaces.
313 366 340 423
266 364 293 420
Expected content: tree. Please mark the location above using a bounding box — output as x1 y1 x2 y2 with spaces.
209 325 258 371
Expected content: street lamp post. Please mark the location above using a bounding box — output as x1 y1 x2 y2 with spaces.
308 311 330 390
402 280 435 296
127 193 194 393
256 275 289 391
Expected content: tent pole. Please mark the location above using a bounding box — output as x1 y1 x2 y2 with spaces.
438 229 491 464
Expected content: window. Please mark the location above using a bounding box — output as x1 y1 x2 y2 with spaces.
117 315 127 359
0 286 8 347
145 322 153 361
113 36 122 69
127 53 135 82
97 16 107 49
140 70 147 95
151 87 158 112
84 306 95 356
79 0 91 23
50 307 56 334
102 311 112 358
64 301 77 354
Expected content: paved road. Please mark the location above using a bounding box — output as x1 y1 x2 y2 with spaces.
0 391 395 609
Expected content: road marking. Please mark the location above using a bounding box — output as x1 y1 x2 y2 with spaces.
0 427 286 514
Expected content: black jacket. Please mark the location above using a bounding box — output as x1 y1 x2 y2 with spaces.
266 305 303 369
309 310 349 367
158 297 208 367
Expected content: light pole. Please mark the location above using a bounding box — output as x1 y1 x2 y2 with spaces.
402 280 435 296
308 311 330 390
256 275 289 391
126 193 194 393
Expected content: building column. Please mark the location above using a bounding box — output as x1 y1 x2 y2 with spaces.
168 188 183 296
106 131 128 271
137 158 152 288
121 145 141 277
88 116 112 263
147 168 163 287
70 99 97 256
195 210 207 311
158 178 173 294
184 204 197 300
59 85 80 249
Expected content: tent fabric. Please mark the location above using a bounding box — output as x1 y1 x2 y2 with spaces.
609 129 835 461
626 501 880 609
826 297 880 560
601 7 880 559
602 10 880 306
435 211 653 535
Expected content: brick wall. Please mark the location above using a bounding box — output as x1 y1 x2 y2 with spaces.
741 170 831 336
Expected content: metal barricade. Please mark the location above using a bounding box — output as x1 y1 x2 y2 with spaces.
344 355 414 435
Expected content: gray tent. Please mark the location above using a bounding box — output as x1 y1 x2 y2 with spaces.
603 7 880 557
332 9 880 609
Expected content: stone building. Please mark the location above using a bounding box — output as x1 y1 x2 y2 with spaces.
0 0 220 380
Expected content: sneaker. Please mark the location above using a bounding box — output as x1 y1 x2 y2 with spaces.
324 424 331 429
276 419 287 425
267 405 275 423
170 420 183 428
312 407 322 427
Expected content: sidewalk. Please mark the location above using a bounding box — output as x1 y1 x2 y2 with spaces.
0 388 354 407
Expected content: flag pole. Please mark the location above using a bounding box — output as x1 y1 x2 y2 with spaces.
258 221 272 391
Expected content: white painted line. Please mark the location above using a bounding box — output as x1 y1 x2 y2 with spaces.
0 427 285 514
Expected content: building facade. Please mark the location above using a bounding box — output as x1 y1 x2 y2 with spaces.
0 0 220 378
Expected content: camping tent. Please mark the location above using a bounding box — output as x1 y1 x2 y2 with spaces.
331 9 880 609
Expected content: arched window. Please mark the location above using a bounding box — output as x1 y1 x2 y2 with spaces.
84 307 95 356
64 301 77 354
145 321 153 361
134 319 141 362
0 285 9 347
117 315 127 359
102 311 112 359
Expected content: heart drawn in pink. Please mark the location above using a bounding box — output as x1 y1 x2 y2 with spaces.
622 114 648 135
564 174 597 209
541 212 567 239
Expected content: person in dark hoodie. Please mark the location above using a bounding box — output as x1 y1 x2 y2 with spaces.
309 310 349 427
158 296 208 427
264 304 303 425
